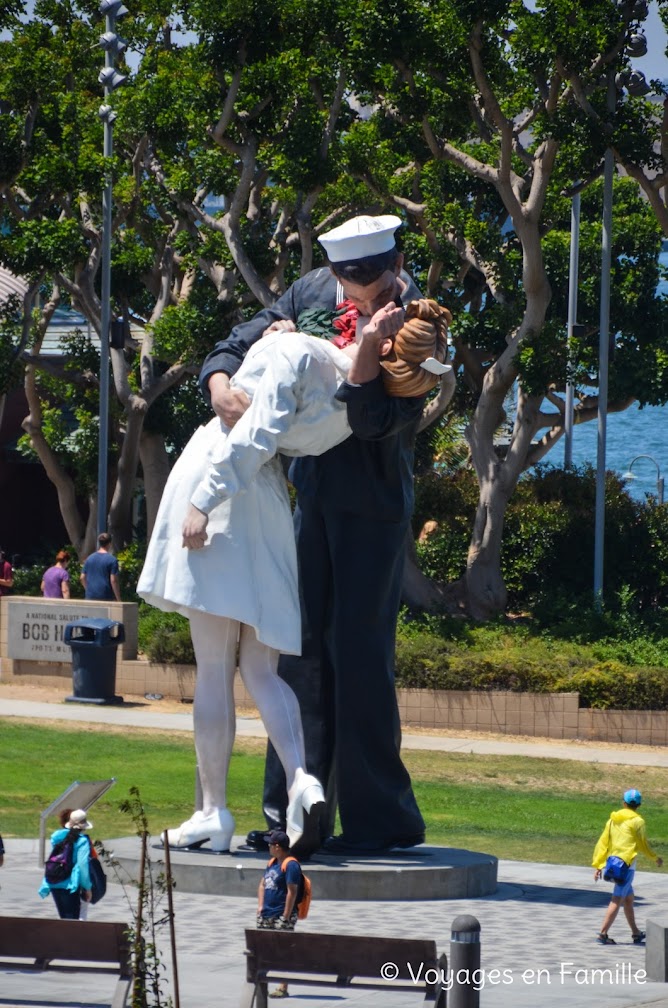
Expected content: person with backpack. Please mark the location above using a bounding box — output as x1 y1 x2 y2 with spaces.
56 808 105 919
257 829 308 998
38 809 94 920
592 788 663 945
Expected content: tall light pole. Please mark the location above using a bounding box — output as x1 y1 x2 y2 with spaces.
96 0 128 539
592 2 650 609
564 191 581 467
593 74 615 611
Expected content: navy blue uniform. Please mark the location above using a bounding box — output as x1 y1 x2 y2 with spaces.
200 267 425 849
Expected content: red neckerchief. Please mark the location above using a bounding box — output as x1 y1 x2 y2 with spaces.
331 300 359 348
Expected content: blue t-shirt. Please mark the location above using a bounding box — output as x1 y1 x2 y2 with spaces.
83 551 119 600
261 857 302 918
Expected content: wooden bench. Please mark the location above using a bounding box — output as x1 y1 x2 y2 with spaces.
0 916 132 1008
241 929 447 1007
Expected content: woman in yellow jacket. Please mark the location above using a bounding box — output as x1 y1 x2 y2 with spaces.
592 789 663 945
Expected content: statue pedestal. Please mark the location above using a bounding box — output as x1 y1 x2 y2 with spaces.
108 835 497 901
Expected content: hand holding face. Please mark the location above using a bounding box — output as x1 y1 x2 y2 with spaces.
182 504 209 550
347 303 405 385
359 302 404 352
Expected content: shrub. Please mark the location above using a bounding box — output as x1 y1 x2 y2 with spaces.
395 615 668 709
117 541 147 602
556 663 668 711
137 605 195 664
12 563 48 596
413 463 668 613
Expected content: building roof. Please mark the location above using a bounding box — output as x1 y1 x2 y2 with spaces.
0 265 29 303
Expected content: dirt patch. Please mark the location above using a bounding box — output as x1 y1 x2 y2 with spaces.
2 679 666 758
0 680 259 718
402 722 665 754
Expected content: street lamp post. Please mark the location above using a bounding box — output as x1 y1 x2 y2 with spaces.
593 74 615 611
623 454 665 505
592 2 651 609
564 191 581 468
96 0 128 539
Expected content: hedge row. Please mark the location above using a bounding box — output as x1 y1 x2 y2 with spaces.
133 608 668 712
394 632 668 710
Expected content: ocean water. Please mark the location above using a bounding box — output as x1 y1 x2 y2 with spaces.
565 402 667 503
544 248 667 503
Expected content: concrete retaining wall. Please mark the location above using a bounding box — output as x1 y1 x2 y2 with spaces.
396 688 668 746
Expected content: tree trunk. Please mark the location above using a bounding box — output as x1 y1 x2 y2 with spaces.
462 203 553 620
139 429 171 540
22 420 88 555
21 378 88 557
401 528 446 611
465 477 510 620
82 498 97 559
108 403 147 550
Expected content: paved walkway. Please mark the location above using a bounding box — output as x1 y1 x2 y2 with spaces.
5 693 668 766
3 695 668 1006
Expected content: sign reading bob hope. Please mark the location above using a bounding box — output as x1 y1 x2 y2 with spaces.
7 601 106 661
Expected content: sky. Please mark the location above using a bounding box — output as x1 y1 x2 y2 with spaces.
523 1 667 83
629 4 668 82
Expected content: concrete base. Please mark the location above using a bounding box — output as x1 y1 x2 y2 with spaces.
107 835 497 901
645 918 668 982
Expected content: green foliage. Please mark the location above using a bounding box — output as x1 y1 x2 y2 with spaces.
0 294 24 395
554 663 668 712
117 542 147 602
137 605 195 665
2 0 668 589
405 463 668 709
395 613 668 710
2 218 88 278
11 563 45 596
414 465 668 612
149 300 225 369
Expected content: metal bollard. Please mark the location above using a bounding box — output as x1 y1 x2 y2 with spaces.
449 915 481 1008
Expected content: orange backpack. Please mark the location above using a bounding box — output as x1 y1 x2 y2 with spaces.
278 856 312 919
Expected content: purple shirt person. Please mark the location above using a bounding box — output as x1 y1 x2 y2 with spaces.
41 551 71 599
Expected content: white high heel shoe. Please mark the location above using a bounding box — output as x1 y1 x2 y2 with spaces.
286 771 326 853
163 808 235 852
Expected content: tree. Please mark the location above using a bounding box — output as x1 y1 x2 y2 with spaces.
0 0 361 552
0 2 206 553
335 0 667 617
2 0 664 623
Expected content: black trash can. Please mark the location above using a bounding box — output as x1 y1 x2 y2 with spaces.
64 618 125 705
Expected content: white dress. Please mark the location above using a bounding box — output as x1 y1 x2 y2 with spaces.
137 331 353 654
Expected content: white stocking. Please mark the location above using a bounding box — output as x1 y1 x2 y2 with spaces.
238 623 306 788
188 611 238 814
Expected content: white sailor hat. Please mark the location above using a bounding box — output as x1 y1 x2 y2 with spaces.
319 214 402 263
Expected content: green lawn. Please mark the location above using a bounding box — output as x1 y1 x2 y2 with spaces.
2 720 666 868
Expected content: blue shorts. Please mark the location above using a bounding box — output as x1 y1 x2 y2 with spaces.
613 866 635 899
